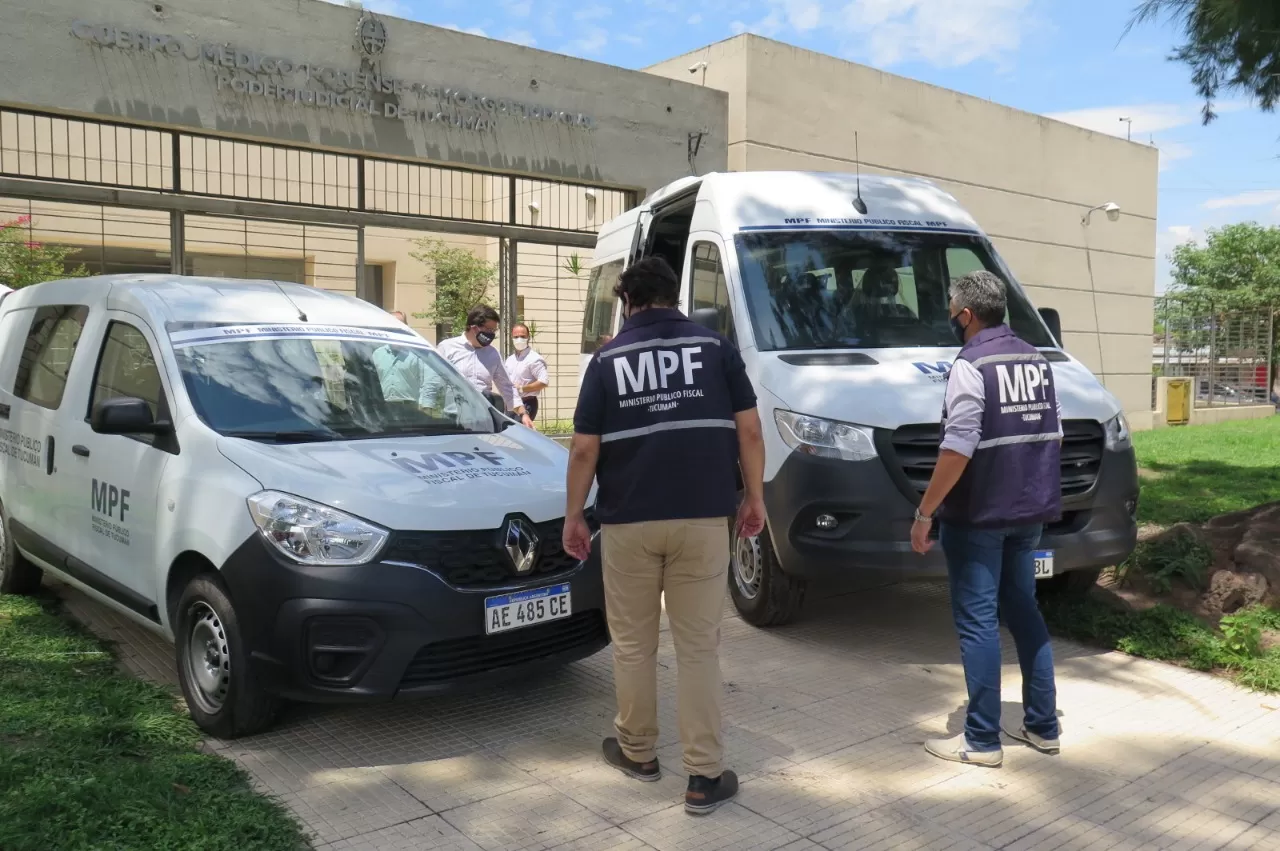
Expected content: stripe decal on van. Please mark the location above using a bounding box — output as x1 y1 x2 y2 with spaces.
169 323 433 349
738 224 981 235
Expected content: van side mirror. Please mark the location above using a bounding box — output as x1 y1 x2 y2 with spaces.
690 307 720 332
1038 307 1063 348
91 397 170 435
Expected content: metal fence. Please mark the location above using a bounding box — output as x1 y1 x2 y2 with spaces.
1153 296 1276 408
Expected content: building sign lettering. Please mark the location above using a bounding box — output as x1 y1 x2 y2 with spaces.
69 20 596 134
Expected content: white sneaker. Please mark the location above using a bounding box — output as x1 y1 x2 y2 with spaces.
924 735 1003 767
1004 725 1061 755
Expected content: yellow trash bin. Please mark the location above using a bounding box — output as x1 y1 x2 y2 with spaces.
1167 378 1191 425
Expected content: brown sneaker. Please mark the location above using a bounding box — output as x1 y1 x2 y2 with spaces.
602 738 660 782
685 770 738 815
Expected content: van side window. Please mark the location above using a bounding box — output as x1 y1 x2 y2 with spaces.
689 242 736 343
90 323 166 440
14 305 90 410
581 259 624 354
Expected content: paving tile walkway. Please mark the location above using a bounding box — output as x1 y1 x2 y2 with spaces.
58 580 1280 850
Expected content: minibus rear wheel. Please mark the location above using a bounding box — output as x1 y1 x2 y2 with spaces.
175 574 280 738
0 501 42 596
729 526 806 626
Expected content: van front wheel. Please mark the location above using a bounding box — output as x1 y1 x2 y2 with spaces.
729 526 806 627
175 575 279 738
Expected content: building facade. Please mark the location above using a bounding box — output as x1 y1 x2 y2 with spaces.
648 36 1159 428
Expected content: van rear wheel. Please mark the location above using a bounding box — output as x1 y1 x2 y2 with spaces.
0 502 42 596
175 575 279 738
729 526 806 626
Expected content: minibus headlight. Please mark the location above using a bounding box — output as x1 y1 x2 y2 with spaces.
1104 412 1132 451
774 410 878 462
247 491 389 566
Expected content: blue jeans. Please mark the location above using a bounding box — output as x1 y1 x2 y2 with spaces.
939 522 1059 751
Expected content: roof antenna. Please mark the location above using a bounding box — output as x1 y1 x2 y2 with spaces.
273 281 308 322
852 131 868 215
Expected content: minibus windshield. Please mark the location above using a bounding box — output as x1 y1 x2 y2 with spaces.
171 329 496 441
734 229 1054 351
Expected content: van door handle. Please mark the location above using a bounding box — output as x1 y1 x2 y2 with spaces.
0 403 9 419
46 436 55 475
72 444 90 458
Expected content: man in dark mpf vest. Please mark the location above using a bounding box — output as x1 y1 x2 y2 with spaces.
910 270 1063 768
564 257 766 815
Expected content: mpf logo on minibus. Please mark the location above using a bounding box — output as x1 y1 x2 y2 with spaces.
913 361 951 384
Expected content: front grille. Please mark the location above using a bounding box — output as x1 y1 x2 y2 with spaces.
888 419 1105 500
399 610 608 688
383 515 591 589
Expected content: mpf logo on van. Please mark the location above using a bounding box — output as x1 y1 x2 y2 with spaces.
384 446 532 486
614 344 706 414
913 361 951 384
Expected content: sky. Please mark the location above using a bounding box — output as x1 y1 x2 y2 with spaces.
336 0 1279 292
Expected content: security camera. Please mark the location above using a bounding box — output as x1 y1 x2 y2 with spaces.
1104 202 1121 222
688 61 708 75
583 189 597 201
527 201 541 215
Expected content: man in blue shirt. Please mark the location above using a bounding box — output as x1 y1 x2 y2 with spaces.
563 257 765 815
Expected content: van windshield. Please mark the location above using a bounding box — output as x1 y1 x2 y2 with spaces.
170 326 496 441
734 230 1054 351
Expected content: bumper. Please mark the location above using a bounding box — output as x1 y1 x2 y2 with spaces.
218 534 608 703
762 447 1139 581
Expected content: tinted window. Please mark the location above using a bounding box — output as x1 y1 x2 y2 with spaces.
689 242 736 343
581 260 623 354
15 305 89 410
91 322 166 439
734 231 1052 351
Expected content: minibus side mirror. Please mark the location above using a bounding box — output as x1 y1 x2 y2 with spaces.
690 307 720 332
91 397 171 435
1038 307 1063 348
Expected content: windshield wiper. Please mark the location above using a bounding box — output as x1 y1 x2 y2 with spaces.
371 424 480 436
221 429 343 444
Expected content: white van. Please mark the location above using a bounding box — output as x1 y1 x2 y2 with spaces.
0 276 606 736
581 172 1139 625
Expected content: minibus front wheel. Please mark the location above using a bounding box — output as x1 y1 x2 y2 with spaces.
729 526 806 627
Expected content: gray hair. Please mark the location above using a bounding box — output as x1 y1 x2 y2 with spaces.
949 271 1006 326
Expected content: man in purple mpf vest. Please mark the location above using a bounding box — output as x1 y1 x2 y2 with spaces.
910 270 1063 768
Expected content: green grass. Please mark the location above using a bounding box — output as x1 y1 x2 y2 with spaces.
1133 416 1280 525
0 594 308 851
1041 596 1280 693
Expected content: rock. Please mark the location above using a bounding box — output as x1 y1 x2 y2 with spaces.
1233 506 1280 589
1201 570 1270 617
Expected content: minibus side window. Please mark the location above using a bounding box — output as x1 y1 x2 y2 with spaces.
581 260 624 354
689 242 736 344
14 305 90 411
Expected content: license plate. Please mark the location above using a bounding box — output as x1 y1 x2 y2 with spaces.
484 583 572 635
1034 550 1054 579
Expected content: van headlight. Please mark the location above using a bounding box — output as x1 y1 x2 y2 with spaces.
774 410 878 462
247 491 389 566
1104 413 1132 450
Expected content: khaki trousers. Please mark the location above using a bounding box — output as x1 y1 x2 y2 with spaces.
601 518 730 778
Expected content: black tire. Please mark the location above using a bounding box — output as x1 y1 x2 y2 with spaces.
175 574 280 738
0 502 42 596
1039 567 1102 598
728 525 806 626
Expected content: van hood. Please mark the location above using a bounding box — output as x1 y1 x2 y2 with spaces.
755 347 1121 429
217 428 575 532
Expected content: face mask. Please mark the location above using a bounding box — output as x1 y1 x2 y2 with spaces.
512 337 529 352
475 330 496 347
620 297 631 321
950 313 970 345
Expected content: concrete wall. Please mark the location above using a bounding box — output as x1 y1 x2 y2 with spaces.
3 0 728 193
648 35 1159 428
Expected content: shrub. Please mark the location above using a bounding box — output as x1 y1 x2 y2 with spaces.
1117 526 1213 593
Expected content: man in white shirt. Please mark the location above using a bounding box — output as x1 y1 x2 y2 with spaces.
504 323 550 422
435 305 534 428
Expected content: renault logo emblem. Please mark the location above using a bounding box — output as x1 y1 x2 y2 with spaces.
503 518 540 574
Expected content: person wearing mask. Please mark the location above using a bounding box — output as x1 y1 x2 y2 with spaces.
563 257 766 816
435 305 533 428
505 323 549 422
910 270 1063 768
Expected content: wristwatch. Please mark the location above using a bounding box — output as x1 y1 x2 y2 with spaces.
913 508 933 524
